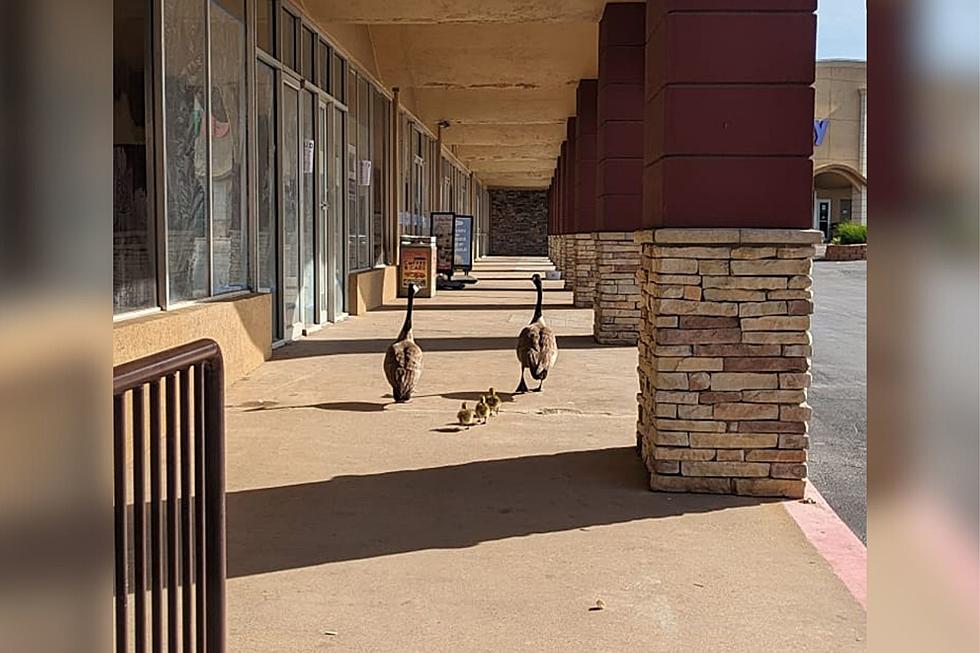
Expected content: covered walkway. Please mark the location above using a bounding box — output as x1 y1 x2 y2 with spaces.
223 257 864 651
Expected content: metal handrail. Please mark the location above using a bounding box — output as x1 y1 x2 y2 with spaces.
113 339 225 653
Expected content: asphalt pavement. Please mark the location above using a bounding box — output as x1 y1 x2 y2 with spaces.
809 260 868 542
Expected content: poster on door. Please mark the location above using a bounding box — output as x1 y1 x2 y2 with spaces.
453 214 474 272
430 212 455 274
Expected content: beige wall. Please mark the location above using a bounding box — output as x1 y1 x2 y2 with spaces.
113 293 272 384
347 266 398 316
813 60 867 176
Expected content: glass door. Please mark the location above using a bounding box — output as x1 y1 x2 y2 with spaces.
282 77 302 340
300 88 316 333
332 105 347 317
816 199 831 241
317 98 330 323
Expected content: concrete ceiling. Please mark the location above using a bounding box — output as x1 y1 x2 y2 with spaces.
299 0 631 189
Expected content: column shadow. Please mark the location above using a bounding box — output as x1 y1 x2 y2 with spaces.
226 446 768 578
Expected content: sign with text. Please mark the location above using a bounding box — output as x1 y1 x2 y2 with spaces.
400 245 432 291
453 214 474 272
430 212 455 274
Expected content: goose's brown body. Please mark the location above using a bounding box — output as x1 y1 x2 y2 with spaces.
384 284 423 402
516 320 558 382
384 338 422 402
515 274 558 392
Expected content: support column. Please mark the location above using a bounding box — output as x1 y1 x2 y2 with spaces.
562 119 578 291
592 3 646 344
547 185 556 265
555 144 567 274
572 80 599 308
636 0 819 498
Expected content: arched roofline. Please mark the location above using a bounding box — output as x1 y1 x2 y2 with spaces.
814 164 867 189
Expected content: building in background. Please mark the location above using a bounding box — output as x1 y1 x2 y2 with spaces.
813 59 868 240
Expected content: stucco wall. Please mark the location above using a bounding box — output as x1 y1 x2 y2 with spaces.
488 189 548 256
348 266 398 316
813 61 867 175
113 293 272 384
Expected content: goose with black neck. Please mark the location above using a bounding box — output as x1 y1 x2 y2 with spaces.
515 273 559 393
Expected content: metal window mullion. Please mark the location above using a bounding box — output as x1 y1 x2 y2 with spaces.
205 0 214 298
247 0 259 293
154 0 170 310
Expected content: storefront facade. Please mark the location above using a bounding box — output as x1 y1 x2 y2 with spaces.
812 59 868 240
113 0 490 378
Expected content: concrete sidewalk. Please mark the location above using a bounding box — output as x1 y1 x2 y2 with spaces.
224 257 865 652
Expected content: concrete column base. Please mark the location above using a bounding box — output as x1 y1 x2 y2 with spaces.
635 228 822 499
572 234 596 308
592 232 642 344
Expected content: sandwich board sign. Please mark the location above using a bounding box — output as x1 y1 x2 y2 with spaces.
453 214 474 273
430 212 455 276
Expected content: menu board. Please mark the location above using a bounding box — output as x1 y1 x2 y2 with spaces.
453 215 474 272
430 212 455 274
400 246 432 291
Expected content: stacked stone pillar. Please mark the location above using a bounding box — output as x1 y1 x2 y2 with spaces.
636 228 821 497
636 1 819 498
592 3 646 344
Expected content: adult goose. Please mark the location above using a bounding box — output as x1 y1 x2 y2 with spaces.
384 283 423 402
515 273 558 393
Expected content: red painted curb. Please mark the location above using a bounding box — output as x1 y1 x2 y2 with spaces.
783 480 867 609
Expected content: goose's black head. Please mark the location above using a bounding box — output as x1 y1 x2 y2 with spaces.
407 282 418 298
531 273 542 288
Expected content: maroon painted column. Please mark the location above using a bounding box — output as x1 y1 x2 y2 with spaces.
636 0 822 499
562 119 578 291
556 143 567 273
572 80 599 307
593 2 646 344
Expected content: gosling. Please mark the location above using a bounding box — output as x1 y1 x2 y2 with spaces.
475 396 491 424
457 402 476 427
486 388 502 416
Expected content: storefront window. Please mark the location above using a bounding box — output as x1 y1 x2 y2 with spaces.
114 0 156 313
371 89 389 266
256 61 278 333
280 8 296 71
164 0 209 302
210 0 248 293
301 26 315 83
256 0 274 53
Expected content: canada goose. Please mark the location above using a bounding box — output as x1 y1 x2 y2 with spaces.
475 396 491 424
516 273 558 393
384 283 423 402
486 388 502 416
457 402 476 426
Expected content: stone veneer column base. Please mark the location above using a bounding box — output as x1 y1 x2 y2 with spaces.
552 235 564 274
572 234 596 308
563 236 578 291
592 232 642 344
635 228 822 499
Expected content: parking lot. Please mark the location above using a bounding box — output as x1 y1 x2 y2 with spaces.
809 260 868 541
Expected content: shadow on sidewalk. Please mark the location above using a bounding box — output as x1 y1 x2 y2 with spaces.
227 446 768 578
373 303 579 312
271 335 630 359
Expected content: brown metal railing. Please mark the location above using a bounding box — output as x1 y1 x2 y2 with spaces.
113 339 225 653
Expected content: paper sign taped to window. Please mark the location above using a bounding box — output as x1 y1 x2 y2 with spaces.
304 139 315 173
